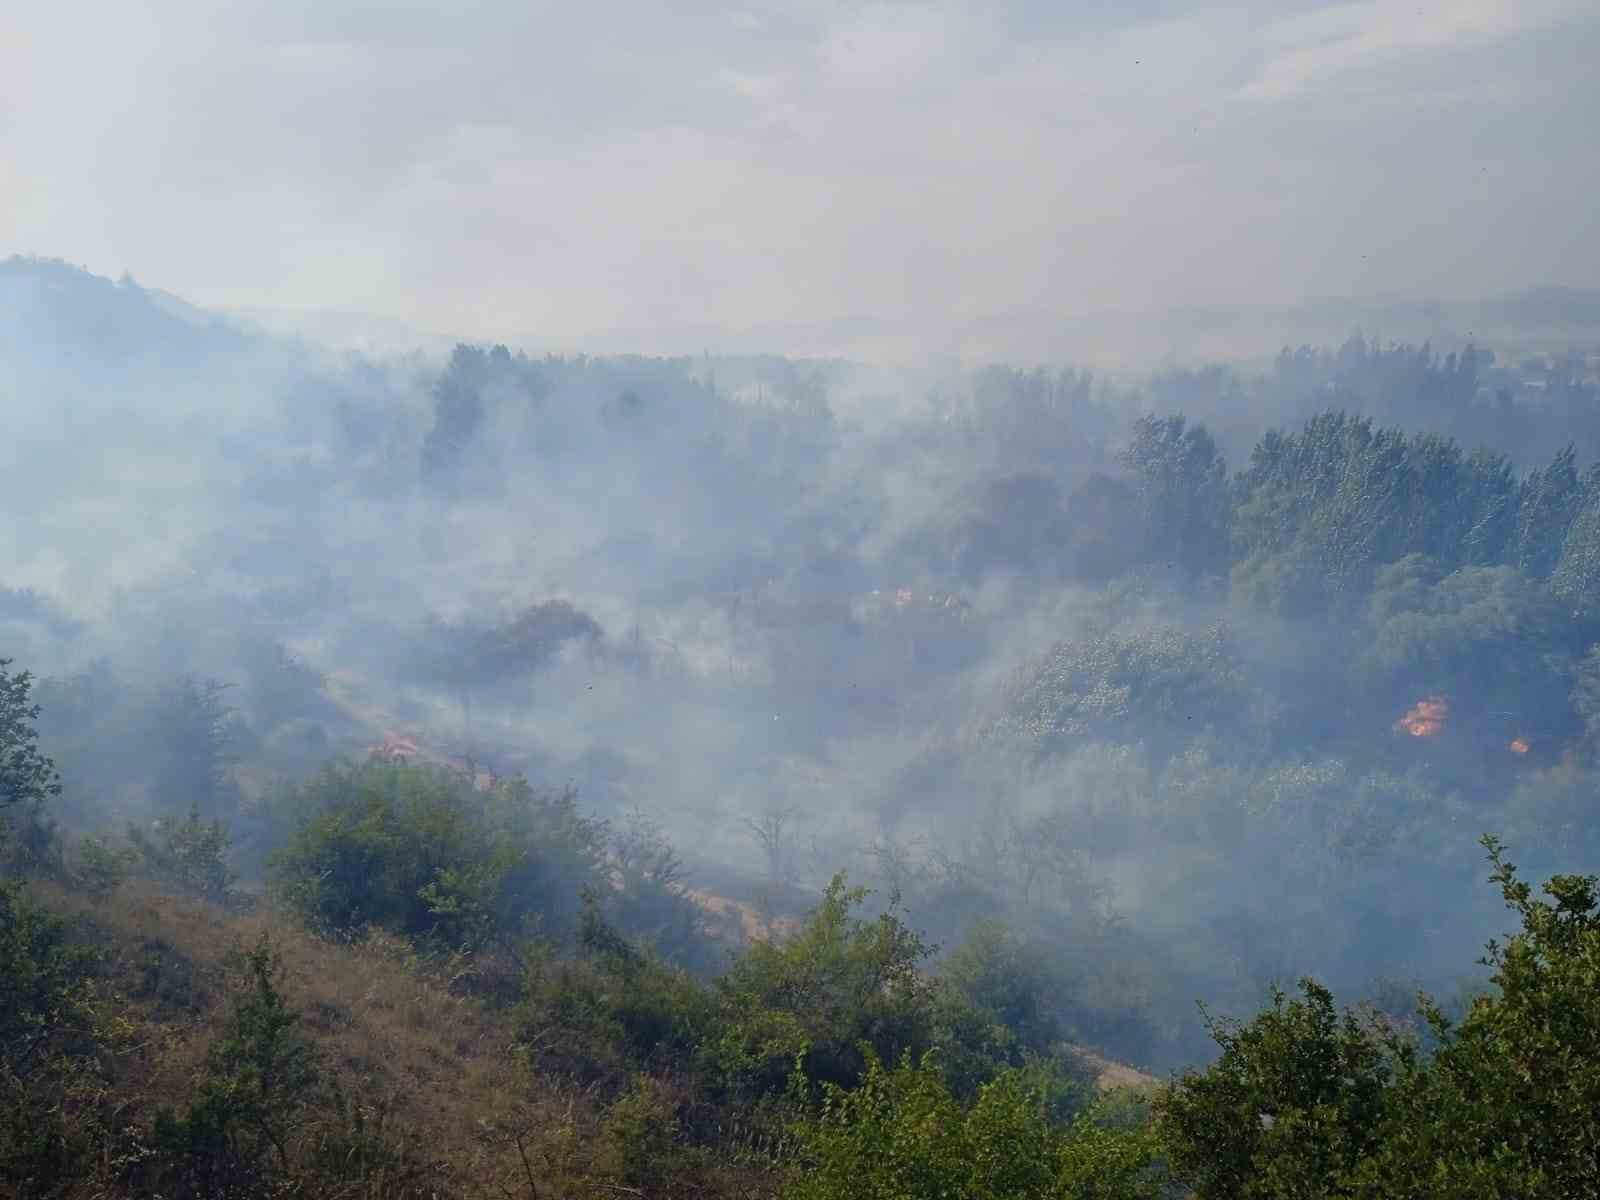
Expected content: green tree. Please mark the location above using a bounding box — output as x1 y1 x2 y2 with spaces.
1551 491 1600 618
1154 979 1393 1200
1120 413 1231 578
1352 836 1600 1198
146 676 242 819
0 659 61 812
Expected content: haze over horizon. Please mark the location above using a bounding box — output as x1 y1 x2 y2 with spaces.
5 0 1598 362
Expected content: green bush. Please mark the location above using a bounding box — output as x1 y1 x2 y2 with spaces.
129 802 238 904
0 881 103 1196
600 1073 685 1188
1153 978 1392 1200
141 933 319 1198
517 897 718 1082
787 1053 1165 1200
712 874 940 1099
270 760 607 951
1349 836 1600 1198
73 833 136 899
1155 835 1600 1199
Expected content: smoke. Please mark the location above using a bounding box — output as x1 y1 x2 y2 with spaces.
8 255 1600 1069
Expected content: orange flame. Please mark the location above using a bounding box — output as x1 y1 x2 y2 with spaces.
1395 696 1448 738
1509 737 1531 755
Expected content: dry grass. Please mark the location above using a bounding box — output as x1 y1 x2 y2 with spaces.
21 872 1149 1198
27 878 697 1199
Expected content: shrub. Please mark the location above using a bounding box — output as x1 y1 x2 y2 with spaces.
129 803 238 905
73 834 136 899
0 881 102 1195
270 760 606 951
1155 835 1600 1199
788 1053 1165 1200
600 1074 685 1188
142 933 319 1198
712 874 939 1099
1153 978 1393 1200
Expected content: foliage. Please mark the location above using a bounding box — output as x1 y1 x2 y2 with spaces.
1121 412 1231 580
988 623 1250 756
0 881 101 1196
144 933 320 1197
73 833 136 899
1154 836 1600 1198
271 759 607 951
405 599 604 695
0 658 61 813
145 675 244 819
713 874 939 1098
1153 979 1393 1199
599 1073 686 1188
0 882 98 1084
606 809 715 970
787 1052 1166 1200
130 802 238 904
937 918 1064 1057
1349 835 1600 1198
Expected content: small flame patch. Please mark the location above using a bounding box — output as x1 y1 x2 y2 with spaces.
1509 737 1531 755
1395 696 1448 738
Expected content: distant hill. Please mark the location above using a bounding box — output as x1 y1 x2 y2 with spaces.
0 256 260 366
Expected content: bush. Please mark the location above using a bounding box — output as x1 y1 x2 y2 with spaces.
1153 979 1393 1200
0 881 103 1196
270 760 607 951
600 1074 685 1188
141 933 319 1198
129 803 238 905
1155 835 1600 1199
1 658 61 814
73 834 136 899
788 1053 1165 1200
712 874 940 1099
516 896 718 1087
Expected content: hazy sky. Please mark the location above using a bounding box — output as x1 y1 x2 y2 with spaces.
3 0 1596 348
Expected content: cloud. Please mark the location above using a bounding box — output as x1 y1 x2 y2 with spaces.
3 0 1596 351
1241 0 1585 101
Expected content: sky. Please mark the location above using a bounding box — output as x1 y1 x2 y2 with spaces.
3 0 1597 354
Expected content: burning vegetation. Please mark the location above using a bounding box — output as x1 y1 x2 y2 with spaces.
1395 696 1449 738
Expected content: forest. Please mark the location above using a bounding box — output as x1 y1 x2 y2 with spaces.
6 256 1600 1195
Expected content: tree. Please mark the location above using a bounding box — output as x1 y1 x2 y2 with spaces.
1351 836 1600 1197
1120 413 1230 578
146 676 241 819
1153 837 1600 1198
1512 444 1582 580
0 659 60 812
1551 491 1600 619
1154 979 1393 1200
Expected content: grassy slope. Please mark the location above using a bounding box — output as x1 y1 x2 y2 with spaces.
30 877 750 1198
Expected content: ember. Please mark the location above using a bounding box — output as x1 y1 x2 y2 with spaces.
1395 696 1448 738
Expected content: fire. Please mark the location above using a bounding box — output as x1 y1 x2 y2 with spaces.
1394 696 1448 738
1509 737 1531 755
